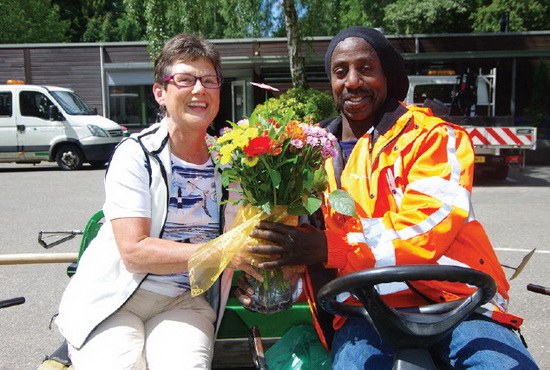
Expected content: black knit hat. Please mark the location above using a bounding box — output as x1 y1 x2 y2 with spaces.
324 26 409 101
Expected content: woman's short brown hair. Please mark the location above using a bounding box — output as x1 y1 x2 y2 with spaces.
154 33 222 88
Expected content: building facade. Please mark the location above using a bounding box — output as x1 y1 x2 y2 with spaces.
2 31 550 132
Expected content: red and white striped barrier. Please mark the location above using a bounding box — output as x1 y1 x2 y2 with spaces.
466 127 536 149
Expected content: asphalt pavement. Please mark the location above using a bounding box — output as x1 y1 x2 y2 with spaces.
0 162 549 369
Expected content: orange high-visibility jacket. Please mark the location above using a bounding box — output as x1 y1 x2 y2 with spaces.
320 103 522 331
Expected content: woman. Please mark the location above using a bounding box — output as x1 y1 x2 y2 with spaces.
56 33 259 369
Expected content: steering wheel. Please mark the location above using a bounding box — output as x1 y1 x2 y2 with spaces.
317 265 496 352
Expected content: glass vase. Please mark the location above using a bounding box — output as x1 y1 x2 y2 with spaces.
246 206 303 314
246 267 302 314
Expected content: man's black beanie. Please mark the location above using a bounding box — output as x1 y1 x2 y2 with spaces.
324 26 409 102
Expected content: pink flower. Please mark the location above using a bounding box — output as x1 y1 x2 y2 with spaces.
306 136 320 147
322 147 338 158
290 139 304 149
250 82 280 91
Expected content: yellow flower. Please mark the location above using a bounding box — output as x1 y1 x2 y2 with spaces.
233 135 250 148
232 127 259 148
217 128 241 144
220 143 236 165
244 156 259 167
243 127 258 138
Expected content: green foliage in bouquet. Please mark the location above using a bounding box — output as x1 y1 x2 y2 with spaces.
252 87 337 123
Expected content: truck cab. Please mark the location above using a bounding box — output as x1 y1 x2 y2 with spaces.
0 81 123 170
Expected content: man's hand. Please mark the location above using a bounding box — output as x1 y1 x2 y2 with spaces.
247 221 328 269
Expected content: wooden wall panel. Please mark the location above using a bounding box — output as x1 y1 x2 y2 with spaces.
0 49 25 84
216 42 255 58
29 47 104 112
258 41 289 57
104 45 151 64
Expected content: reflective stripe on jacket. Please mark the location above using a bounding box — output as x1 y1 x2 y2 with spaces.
322 103 523 330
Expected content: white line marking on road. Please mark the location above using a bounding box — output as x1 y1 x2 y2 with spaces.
495 248 550 254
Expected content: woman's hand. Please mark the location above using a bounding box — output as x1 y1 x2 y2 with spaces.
227 249 264 282
247 221 328 269
235 272 255 307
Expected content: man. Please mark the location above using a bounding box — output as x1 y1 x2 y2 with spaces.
238 26 537 368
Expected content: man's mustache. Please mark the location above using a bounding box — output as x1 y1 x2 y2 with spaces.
340 87 373 99
339 88 373 103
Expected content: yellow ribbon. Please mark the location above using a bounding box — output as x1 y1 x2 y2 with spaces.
189 204 294 296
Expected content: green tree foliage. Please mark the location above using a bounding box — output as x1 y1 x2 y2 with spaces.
471 0 550 32
218 0 273 38
79 0 146 42
278 0 393 38
384 0 473 34
144 0 275 60
51 0 86 42
144 0 170 59
116 0 146 41
4 0 550 44
0 0 70 43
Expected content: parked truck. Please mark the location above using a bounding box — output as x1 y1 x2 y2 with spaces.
404 69 537 179
0 81 124 170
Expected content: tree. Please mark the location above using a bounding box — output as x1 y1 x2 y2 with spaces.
283 0 308 88
471 0 550 32
116 0 147 41
383 0 473 34
51 0 87 42
79 0 148 42
218 0 273 38
0 0 70 43
144 0 170 60
144 0 277 60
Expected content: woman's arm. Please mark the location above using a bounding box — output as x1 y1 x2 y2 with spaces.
112 217 200 274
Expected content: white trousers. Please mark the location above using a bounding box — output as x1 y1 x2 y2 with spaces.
68 288 216 370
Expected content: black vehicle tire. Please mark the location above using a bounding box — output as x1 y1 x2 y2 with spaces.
492 165 509 180
55 144 84 170
89 160 106 169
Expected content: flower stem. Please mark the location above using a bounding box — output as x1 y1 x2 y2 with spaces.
260 156 277 206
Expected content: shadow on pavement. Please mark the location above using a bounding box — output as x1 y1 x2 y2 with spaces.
474 165 550 187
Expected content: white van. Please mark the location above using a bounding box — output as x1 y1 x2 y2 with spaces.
0 82 123 170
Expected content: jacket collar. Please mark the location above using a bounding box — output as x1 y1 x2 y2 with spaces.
135 119 170 155
371 98 408 145
320 98 408 147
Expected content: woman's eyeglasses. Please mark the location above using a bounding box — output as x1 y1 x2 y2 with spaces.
163 73 222 89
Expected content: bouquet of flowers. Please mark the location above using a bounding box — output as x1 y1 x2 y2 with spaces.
188 82 340 313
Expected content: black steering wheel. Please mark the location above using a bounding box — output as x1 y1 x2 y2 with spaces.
317 265 496 353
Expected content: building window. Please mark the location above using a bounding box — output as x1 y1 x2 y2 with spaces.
109 85 159 127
